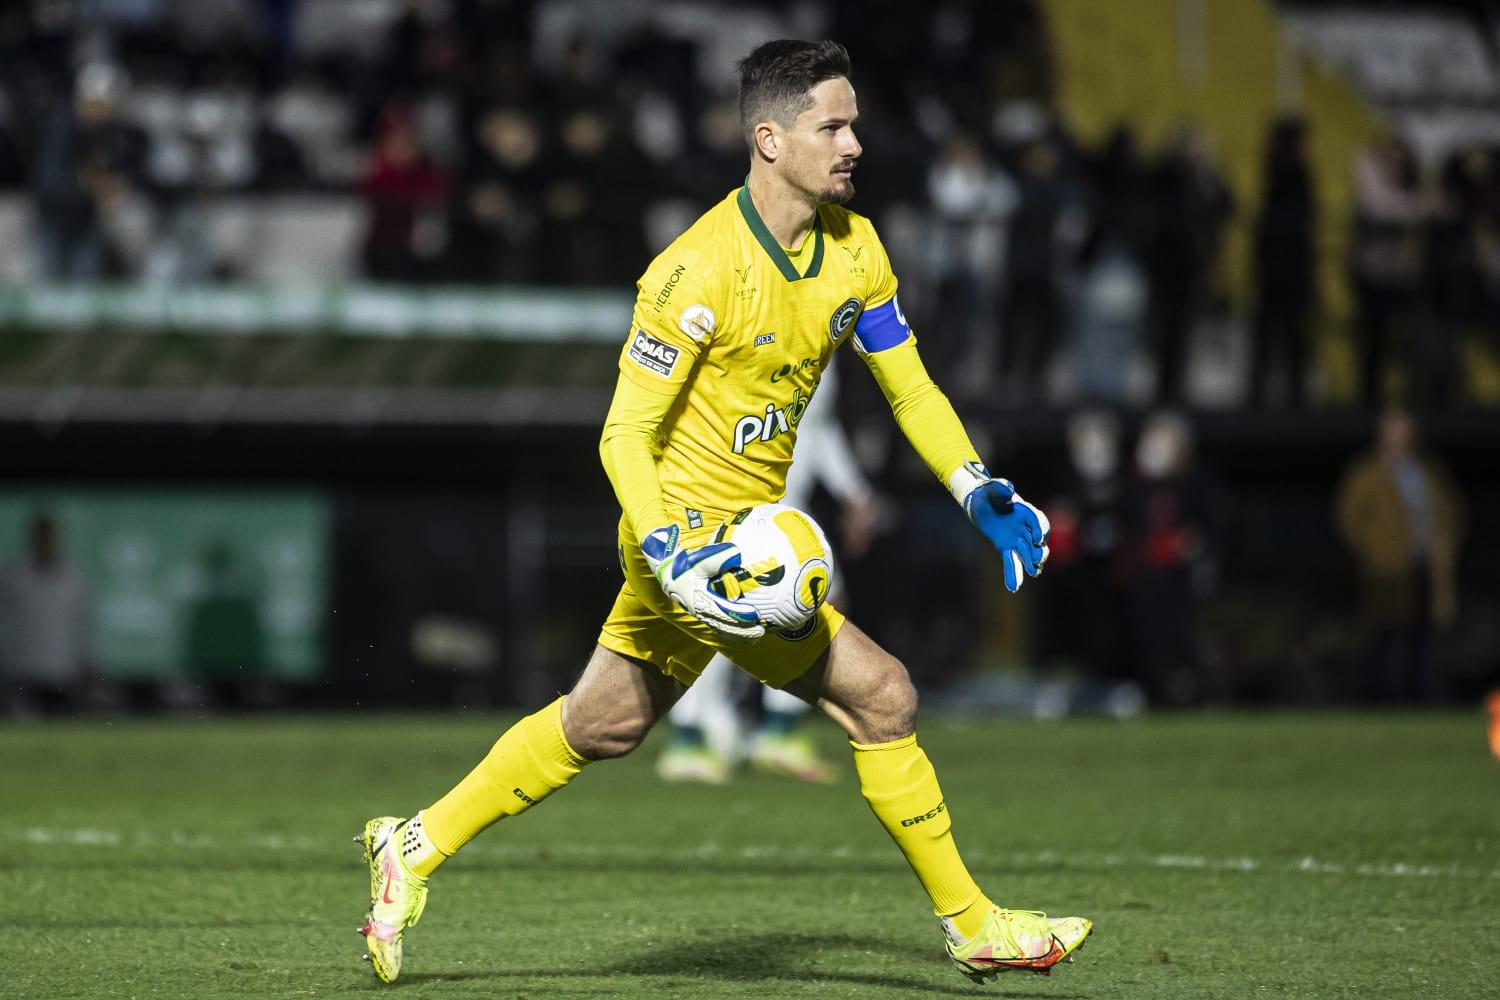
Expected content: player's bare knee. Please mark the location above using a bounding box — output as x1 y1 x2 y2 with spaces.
872 669 918 741
569 713 651 760
849 655 917 744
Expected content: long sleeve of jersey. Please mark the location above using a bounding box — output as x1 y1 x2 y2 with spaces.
599 374 680 542
852 292 982 497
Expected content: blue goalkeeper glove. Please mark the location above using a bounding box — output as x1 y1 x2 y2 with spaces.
951 464 1050 594
642 525 765 644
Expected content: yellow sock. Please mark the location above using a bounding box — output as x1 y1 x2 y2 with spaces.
416 697 588 875
852 734 989 932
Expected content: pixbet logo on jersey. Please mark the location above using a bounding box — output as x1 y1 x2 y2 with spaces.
731 387 812 454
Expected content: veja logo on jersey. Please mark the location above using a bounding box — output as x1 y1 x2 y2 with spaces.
769 357 818 383
629 330 680 377
829 297 862 342
731 387 812 453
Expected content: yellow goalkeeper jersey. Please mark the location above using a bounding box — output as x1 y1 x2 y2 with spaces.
612 185 900 531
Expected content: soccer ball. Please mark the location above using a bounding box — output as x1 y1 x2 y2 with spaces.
710 502 834 634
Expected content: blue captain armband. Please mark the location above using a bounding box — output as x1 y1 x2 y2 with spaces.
851 294 912 354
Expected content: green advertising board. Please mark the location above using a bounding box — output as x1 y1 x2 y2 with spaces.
0 491 329 680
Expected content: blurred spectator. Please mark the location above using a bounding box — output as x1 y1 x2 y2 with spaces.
1335 408 1464 703
1251 118 1316 408
924 133 1016 389
448 106 546 282
1088 127 1154 262
0 515 94 716
1125 411 1219 704
1349 132 1432 409
358 102 448 282
1041 410 1131 680
1000 134 1081 400
31 62 144 280
1073 218 1147 405
1425 146 1499 409
1147 125 1234 404
533 103 652 286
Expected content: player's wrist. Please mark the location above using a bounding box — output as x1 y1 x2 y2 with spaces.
946 461 1013 518
640 524 681 577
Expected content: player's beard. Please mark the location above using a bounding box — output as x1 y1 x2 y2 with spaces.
818 174 855 205
818 159 857 205
787 146 856 206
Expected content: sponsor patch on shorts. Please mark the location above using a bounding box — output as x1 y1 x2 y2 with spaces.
628 330 680 377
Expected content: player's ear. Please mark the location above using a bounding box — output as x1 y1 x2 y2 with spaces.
753 121 779 162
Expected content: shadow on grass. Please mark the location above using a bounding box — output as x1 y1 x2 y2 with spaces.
394 932 1087 998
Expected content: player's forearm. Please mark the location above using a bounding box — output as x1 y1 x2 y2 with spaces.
861 339 981 497
599 377 676 540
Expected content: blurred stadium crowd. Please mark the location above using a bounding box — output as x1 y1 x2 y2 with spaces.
3 0 1498 407
2 0 1499 717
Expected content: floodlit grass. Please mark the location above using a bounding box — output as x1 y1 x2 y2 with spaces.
4 710 1495 998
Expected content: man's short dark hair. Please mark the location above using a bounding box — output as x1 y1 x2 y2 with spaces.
737 39 851 146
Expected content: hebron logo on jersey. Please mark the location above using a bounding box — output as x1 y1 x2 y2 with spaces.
652 264 685 309
628 331 680 377
730 387 811 453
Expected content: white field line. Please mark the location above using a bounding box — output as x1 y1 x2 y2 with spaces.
18 825 1499 882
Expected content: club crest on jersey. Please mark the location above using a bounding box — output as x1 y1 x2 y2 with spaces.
829 297 862 342
629 330 680 377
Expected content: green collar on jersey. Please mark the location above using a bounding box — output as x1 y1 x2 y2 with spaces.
736 182 824 282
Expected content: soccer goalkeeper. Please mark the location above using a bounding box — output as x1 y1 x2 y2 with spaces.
357 39 1092 986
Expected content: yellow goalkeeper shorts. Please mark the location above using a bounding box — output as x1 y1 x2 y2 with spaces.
597 518 845 689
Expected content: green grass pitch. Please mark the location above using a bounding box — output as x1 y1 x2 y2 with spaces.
4 710 1496 999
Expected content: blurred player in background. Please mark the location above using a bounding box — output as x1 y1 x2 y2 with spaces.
356 40 1090 986
656 360 879 784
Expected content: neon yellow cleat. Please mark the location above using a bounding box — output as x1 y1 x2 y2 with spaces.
356 816 429 984
749 732 836 784
944 907 1093 981
656 743 731 784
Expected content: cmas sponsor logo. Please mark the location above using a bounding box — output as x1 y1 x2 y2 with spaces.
686 508 703 529
829 297 862 341
731 387 812 453
629 330 680 377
